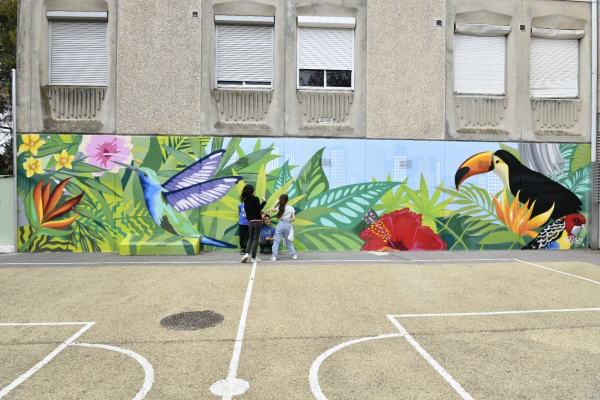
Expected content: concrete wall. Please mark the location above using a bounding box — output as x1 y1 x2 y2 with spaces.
366 0 445 140
117 1 202 135
445 0 592 143
0 177 15 251
14 0 598 144
17 0 117 134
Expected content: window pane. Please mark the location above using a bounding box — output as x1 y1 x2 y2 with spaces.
326 70 351 87
530 38 578 98
454 34 505 95
299 70 324 87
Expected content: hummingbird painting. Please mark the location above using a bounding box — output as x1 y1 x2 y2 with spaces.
113 150 241 248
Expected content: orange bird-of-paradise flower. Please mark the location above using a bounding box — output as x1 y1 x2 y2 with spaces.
492 189 554 238
32 178 84 230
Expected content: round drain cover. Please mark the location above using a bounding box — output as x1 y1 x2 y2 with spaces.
160 310 224 330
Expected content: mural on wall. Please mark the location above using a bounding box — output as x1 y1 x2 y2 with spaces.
16 134 591 254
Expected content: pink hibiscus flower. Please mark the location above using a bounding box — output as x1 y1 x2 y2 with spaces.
80 136 133 176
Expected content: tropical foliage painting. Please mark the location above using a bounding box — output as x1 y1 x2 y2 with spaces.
16 135 591 254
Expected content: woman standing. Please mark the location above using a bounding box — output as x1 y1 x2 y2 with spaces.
240 184 266 263
270 194 297 262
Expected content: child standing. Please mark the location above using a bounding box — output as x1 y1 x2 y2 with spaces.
270 194 297 262
238 202 248 255
240 184 266 263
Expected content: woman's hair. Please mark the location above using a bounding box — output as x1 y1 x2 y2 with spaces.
277 194 289 219
240 184 254 201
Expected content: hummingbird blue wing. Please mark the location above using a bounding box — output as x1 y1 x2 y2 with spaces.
164 177 242 212
163 150 225 191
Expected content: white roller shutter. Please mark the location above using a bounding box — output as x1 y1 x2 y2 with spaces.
50 21 107 86
298 28 353 71
216 25 273 85
454 34 506 95
530 38 579 98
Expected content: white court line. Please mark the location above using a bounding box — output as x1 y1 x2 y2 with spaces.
71 342 154 400
0 259 404 266
210 260 258 399
514 259 600 285
0 322 95 398
386 315 474 400
390 307 600 318
410 258 513 262
309 333 403 400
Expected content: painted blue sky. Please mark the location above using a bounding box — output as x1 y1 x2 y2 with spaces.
212 137 516 193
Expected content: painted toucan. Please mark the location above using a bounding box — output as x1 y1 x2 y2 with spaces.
522 213 586 250
455 150 581 220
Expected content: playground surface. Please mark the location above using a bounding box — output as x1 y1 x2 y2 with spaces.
0 249 599 399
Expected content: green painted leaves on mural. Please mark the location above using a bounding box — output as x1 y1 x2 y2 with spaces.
162 145 195 167
189 137 210 159
295 148 328 207
301 182 398 230
402 175 447 233
211 137 225 153
214 148 273 178
570 144 591 174
274 161 298 199
477 229 526 247
294 227 364 251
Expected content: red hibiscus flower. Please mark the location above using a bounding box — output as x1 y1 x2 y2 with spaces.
360 209 447 251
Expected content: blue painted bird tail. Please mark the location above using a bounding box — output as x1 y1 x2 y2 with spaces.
200 235 237 249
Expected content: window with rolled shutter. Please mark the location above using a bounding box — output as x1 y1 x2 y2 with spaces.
454 34 506 95
216 24 273 88
530 37 579 98
297 17 355 90
50 21 108 86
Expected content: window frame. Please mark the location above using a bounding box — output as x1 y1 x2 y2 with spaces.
47 11 109 87
296 17 355 91
214 15 275 90
529 28 584 100
453 24 510 97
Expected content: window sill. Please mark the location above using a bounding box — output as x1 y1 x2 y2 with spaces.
297 87 353 92
216 87 272 91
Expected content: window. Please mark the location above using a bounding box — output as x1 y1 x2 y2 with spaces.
215 15 274 89
454 23 510 96
297 16 355 90
47 11 108 86
530 28 583 99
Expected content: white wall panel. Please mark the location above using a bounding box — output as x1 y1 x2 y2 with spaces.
454 34 506 95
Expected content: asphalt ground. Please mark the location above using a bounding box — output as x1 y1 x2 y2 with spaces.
0 249 599 399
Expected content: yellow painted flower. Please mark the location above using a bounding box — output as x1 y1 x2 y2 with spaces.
23 157 44 178
19 134 46 156
54 150 75 170
493 189 554 238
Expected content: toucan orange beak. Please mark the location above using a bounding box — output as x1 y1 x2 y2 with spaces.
455 151 494 190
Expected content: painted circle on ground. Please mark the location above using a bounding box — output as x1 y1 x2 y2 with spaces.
210 378 250 396
160 310 224 330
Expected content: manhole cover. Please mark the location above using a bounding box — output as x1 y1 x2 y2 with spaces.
160 311 224 330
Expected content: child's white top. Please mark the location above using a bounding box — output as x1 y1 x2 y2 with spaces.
279 205 294 221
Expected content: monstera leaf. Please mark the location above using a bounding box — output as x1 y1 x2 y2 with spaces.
294 148 328 207
300 181 399 231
